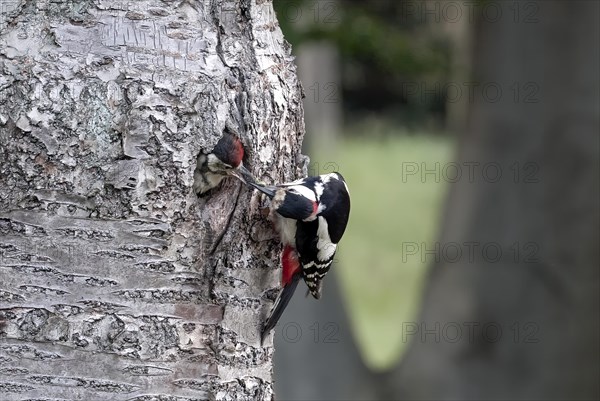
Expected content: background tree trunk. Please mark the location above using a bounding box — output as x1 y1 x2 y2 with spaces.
0 0 304 399
273 270 380 400
392 1 599 399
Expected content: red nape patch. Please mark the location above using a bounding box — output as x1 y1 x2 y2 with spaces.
312 201 318 215
281 245 301 286
213 133 244 168
231 137 244 167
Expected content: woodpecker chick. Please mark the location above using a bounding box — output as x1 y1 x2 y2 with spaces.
249 173 351 343
194 132 254 195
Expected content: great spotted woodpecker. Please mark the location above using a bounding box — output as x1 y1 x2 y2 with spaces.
249 173 351 343
193 132 253 195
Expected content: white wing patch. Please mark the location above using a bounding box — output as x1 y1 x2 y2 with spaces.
316 216 337 261
320 174 333 184
322 172 349 195
321 172 341 183
281 177 307 187
314 181 327 215
314 182 324 198
290 184 317 202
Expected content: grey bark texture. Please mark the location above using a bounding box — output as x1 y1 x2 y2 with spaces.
0 0 306 400
393 1 599 400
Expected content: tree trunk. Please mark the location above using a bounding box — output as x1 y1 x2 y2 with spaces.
0 0 304 399
392 1 599 400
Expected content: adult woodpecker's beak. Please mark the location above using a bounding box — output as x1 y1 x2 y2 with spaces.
229 164 277 198
229 164 257 186
247 181 276 198
229 164 277 197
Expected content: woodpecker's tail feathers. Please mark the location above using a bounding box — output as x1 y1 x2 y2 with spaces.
260 272 302 345
305 287 322 299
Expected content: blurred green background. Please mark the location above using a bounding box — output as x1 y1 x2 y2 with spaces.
272 2 599 400
273 0 460 370
335 134 453 369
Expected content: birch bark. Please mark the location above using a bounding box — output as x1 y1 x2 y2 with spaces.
0 0 305 399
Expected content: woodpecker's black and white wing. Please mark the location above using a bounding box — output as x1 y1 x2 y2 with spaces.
296 173 350 298
296 219 328 298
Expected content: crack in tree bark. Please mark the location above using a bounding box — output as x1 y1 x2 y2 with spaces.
209 182 243 256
